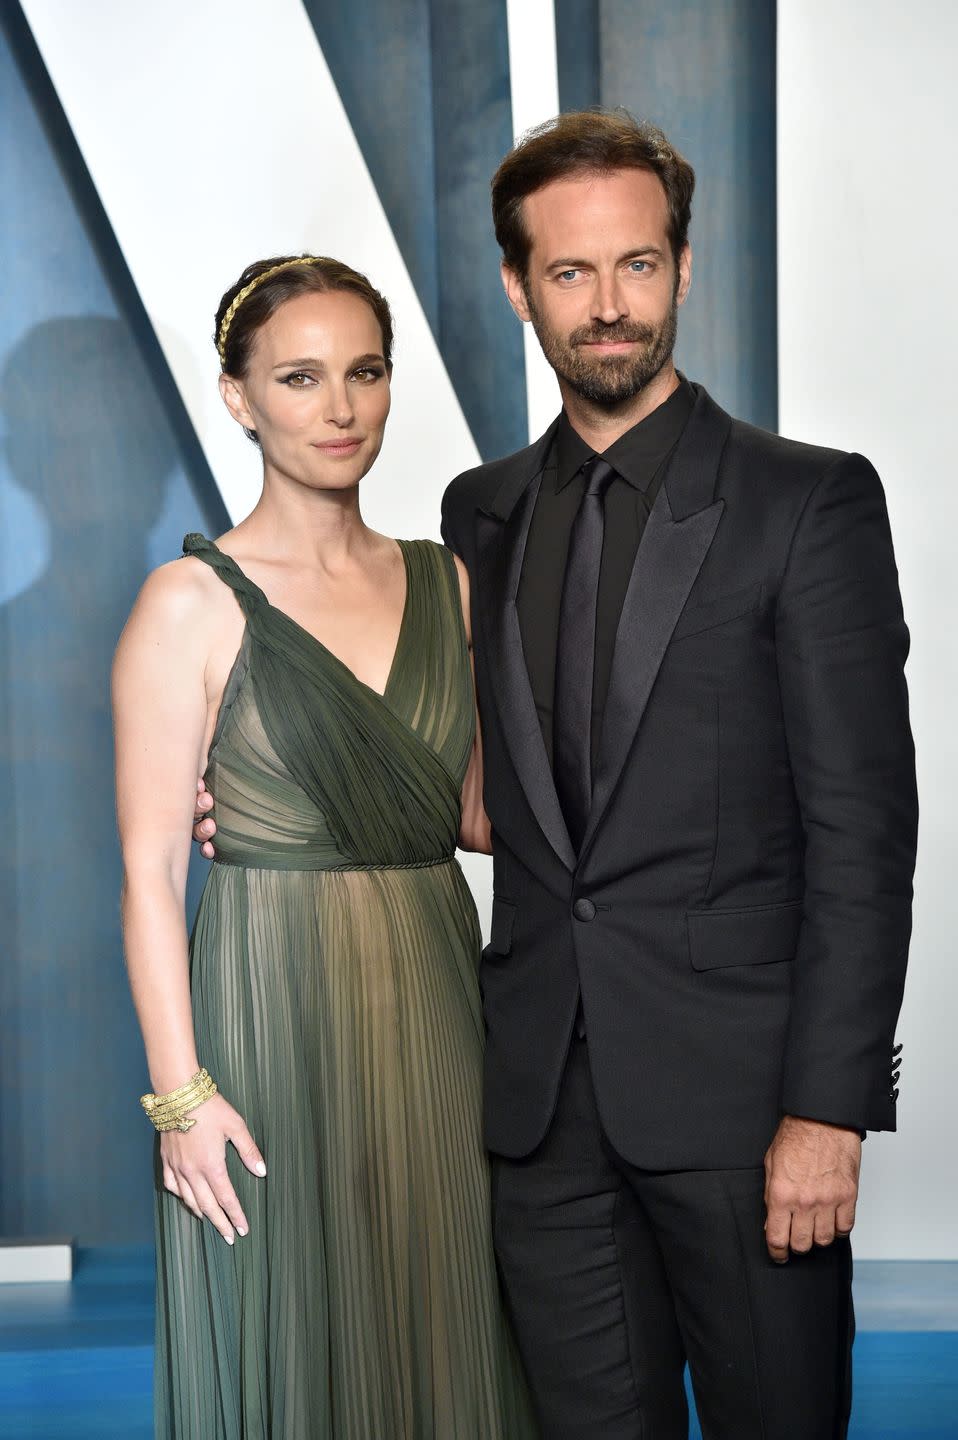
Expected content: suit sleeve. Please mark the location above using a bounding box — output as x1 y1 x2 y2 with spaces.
440 479 463 555
776 452 917 1132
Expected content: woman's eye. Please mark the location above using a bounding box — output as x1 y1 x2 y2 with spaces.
282 371 314 387
352 367 385 382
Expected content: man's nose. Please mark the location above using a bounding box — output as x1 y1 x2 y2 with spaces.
592 272 628 325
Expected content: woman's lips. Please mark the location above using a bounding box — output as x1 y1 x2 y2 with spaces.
312 438 363 456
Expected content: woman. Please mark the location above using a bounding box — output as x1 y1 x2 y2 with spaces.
113 255 537 1438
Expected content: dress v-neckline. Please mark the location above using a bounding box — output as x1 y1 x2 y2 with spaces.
205 536 412 703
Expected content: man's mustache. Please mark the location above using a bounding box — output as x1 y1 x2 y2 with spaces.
569 322 656 347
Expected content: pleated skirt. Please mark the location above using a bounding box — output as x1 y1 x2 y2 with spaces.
153 859 537 1439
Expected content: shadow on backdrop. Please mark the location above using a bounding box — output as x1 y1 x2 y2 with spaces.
0 317 208 1243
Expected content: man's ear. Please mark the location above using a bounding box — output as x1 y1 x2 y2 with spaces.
219 372 255 431
676 243 693 307
501 261 533 323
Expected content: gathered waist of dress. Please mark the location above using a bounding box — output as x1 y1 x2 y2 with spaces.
211 852 457 873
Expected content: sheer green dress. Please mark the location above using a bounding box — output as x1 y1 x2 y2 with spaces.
153 535 536 1439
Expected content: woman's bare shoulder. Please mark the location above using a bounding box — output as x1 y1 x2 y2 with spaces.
136 555 223 621
117 555 232 662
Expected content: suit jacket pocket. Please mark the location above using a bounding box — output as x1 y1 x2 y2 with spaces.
687 899 803 971
488 898 517 956
671 582 763 642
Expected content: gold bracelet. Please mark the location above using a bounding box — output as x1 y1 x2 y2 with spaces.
140 1067 218 1133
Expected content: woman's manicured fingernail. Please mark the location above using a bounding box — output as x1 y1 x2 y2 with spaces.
256 1161 267 1177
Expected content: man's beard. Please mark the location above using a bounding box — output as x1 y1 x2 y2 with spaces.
526 289 678 407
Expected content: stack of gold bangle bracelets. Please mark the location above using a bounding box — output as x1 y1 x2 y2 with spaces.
140 1067 218 1133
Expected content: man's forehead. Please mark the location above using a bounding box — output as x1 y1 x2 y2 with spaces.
523 169 670 252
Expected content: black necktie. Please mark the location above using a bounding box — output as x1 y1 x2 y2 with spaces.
554 457 617 851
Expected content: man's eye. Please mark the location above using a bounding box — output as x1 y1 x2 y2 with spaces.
629 260 649 273
558 270 579 282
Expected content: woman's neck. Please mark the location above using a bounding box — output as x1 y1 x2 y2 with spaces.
232 470 379 570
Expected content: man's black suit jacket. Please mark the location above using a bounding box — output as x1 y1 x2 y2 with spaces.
441 384 918 1169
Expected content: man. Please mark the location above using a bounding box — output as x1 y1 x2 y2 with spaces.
437 112 916 1437
195 111 916 1436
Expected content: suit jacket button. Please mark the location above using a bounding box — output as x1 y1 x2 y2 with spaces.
573 898 597 922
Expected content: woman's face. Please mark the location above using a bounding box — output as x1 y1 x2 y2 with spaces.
221 289 391 492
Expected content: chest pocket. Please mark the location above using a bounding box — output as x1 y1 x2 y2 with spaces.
671 582 763 642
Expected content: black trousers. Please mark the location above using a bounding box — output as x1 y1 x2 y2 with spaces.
492 1036 854 1439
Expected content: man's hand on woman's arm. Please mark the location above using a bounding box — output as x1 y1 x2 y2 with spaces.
193 776 217 857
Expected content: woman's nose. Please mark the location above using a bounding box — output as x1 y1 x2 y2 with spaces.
323 383 354 427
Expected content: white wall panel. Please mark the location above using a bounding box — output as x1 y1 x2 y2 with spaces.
506 0 563 440
779 0 958 1257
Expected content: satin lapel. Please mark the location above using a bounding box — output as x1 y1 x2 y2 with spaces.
580 487 724 858
580 385 732 861
477 476 577 873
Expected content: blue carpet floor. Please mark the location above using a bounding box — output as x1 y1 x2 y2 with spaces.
1 1248 956 1438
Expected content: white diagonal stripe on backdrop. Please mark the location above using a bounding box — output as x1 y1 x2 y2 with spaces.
19 0 480 531
505 0 563 442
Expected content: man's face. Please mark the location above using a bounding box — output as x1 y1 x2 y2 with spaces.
503 168 691 406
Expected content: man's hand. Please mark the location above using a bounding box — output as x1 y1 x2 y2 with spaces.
193 776 217 858
763 1115 861 1263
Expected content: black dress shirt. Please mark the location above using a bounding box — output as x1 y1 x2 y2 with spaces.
517 377 695 772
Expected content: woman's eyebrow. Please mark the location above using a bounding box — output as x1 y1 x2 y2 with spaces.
272 356 327 370
271 353 385 370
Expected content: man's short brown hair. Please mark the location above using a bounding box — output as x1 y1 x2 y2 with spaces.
491 109 695 281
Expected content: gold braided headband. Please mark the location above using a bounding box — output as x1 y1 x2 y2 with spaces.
217 256 326 367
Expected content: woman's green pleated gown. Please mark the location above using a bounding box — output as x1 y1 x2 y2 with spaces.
153 535 537 1439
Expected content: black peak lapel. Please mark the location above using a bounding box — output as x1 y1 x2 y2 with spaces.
481 417 562 522
477 430 576 873
664 384 734 520
579 386 732 861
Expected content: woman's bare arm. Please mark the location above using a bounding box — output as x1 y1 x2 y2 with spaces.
113 560 265 1241
450 554 492 855
114 562 213 1089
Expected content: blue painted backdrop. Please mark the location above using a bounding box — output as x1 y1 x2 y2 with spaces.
0 8 228 1244
555 0 778 431
0 0 776 1244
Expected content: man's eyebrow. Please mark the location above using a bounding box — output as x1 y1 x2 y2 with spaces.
544 245 666 272
623 245 666 262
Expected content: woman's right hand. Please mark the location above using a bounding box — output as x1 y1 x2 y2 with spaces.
159 1093 267 1244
